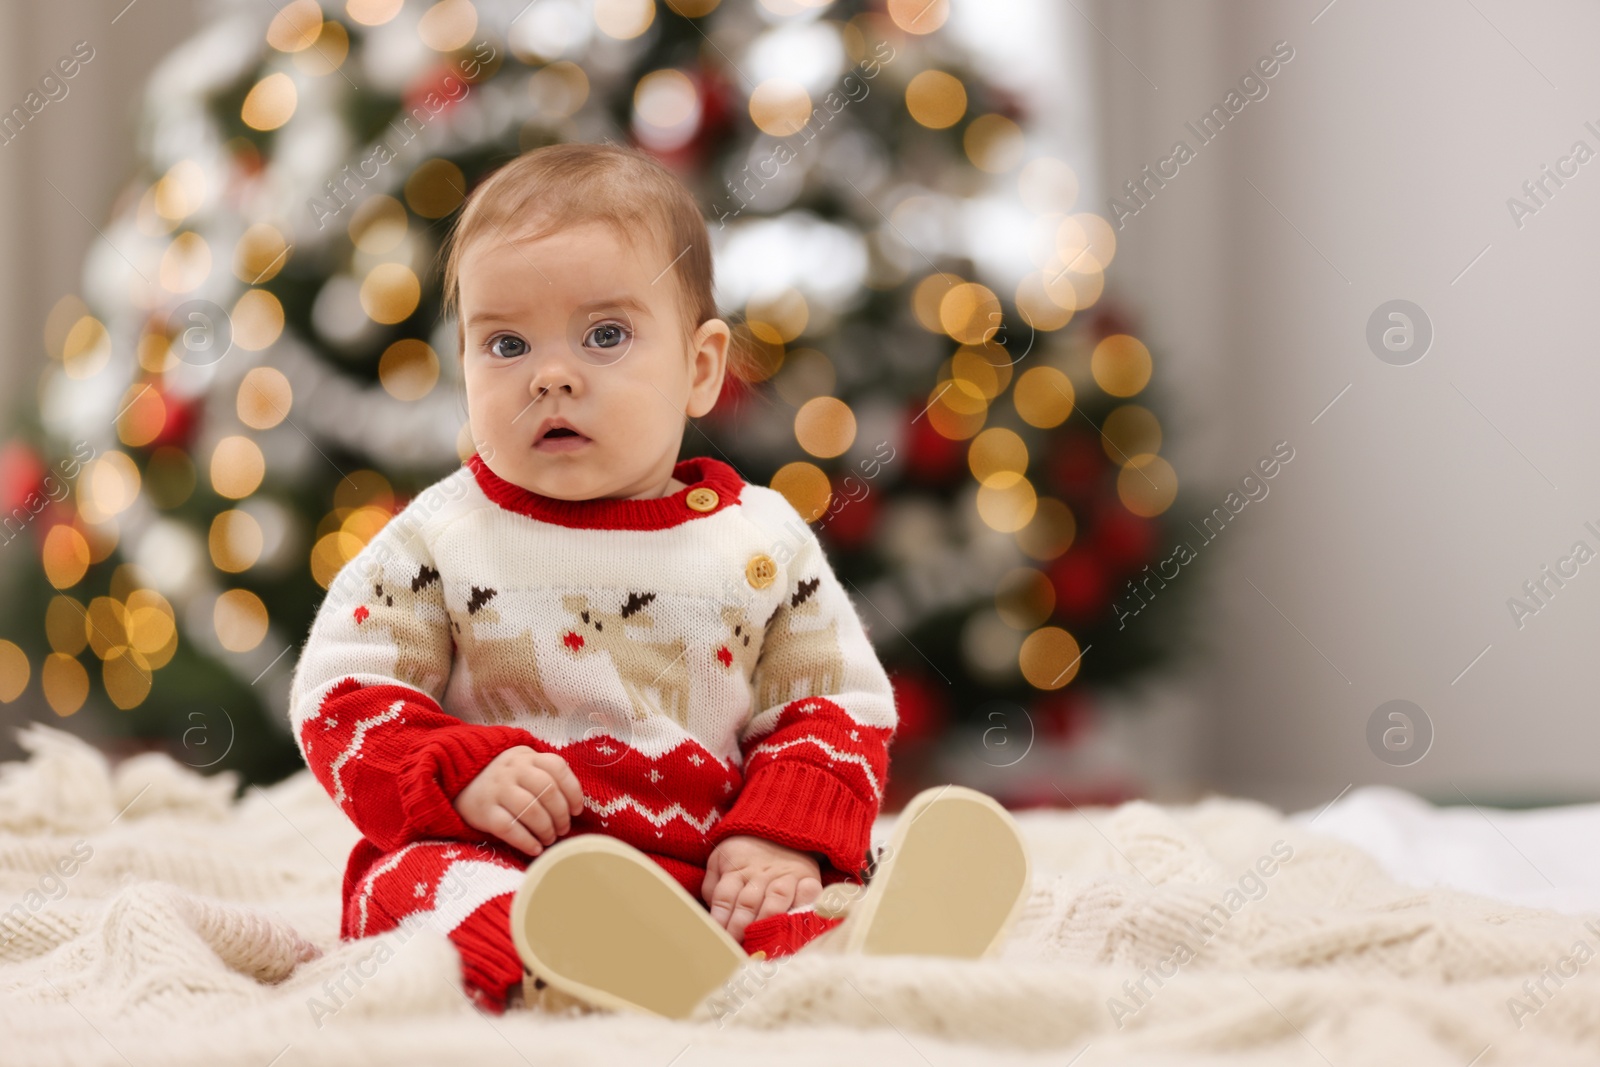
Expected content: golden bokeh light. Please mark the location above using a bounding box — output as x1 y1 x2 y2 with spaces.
910 272 959 333
887 0 948 33
311 529 364 588
78 452 141 524
1013 365 1074 428
84 597 129 659
103 647 153 710
1014 272 1075 332
1019 626 1083 689
234 223 290 283
417 0 477 51
45 596 89 656
116 383 166 448
340 504 392 545
153 160 206 221
237 366 293 429
976 475 1037 533
951 345 1011 401
749 79 811 137
350 195 408 254
214 589 269 652
405 158 466 218
1056 212 1117 273
242 72 298 131
1101 404 1162 463
126 589 177 664
1016 497 1076 561
663 0 720 15
968 427 1028 488
211 435 266 499
232 288 286 351
995 567 1055 630
594 0 655 39
528 61 589 120
42 531 90 589
634 69 698 130
160 232 212 293
1091 334 1153 397
938 282 1001 345
794 397 857 459
379 339 440 401
62 315 111 379
267 0 323 51
0 641 29 702
42 653 88 716
211 509 265 573
925 380 987 440
906 70 967 129
1018 157 1079 215
294 18 350 75
964 113 1025 173
346 0 404 26
746 288 809 344
360 263 422 324
770 461 832 522
333 468 396 512
1117 454 1178 517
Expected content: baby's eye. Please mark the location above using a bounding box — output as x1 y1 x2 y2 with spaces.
486 334 528 358
585 322 629 350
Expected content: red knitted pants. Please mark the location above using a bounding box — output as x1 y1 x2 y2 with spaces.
341 835 845 1013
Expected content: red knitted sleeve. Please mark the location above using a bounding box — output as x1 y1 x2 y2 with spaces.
705 521 898 878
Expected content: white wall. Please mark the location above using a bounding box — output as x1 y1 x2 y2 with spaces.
1095 0 1600 808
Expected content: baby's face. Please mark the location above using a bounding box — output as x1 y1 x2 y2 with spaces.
458 219 726 500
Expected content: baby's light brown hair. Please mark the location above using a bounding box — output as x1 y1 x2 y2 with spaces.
438 141 750 379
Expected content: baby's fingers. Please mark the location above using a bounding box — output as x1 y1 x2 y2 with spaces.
532 753 586 818
491 804 546 857
708 870 745 929
754 874 798 924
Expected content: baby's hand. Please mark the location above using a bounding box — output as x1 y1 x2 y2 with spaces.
702 834 822 943
453 745 585 857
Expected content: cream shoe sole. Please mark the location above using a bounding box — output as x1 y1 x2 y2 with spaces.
508 833 748 1018
826 784 1032 958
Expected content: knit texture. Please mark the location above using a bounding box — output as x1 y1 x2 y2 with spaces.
6 723 1600 1066
286 453 897 1002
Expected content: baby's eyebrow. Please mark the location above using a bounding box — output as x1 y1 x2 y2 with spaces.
465 296 652 328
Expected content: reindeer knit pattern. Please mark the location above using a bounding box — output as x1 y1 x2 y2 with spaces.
286 453 898 1010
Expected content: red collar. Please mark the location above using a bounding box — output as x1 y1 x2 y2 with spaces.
466 452 745 530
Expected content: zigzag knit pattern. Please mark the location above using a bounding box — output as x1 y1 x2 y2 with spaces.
285 453 899 1004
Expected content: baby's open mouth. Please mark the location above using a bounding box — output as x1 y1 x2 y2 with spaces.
535 426 591 451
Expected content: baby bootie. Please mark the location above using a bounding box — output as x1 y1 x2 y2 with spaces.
508 833 748 1018
819 784 1032 958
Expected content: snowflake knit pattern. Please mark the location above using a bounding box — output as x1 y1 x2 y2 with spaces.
286 452 898 1010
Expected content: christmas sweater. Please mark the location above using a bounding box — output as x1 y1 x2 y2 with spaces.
287 452 899 904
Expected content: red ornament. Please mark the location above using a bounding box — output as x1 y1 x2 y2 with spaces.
1032 688 1091 744
147 382 201 450
888 669 948 744
816 472 881 550
1094 507 1156 571
1048 549 1106 620
1048 433 1104 496
0 441 45 514
904 402 965 484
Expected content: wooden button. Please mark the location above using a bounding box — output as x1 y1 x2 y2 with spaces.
685 487 719 512
746 553 778 589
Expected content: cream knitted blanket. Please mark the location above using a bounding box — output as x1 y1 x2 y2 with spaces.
2 721 1597 1067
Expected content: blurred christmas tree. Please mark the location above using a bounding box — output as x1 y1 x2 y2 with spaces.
1 0 1198 802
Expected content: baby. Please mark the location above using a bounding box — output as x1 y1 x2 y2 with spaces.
288 142 1029 1017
